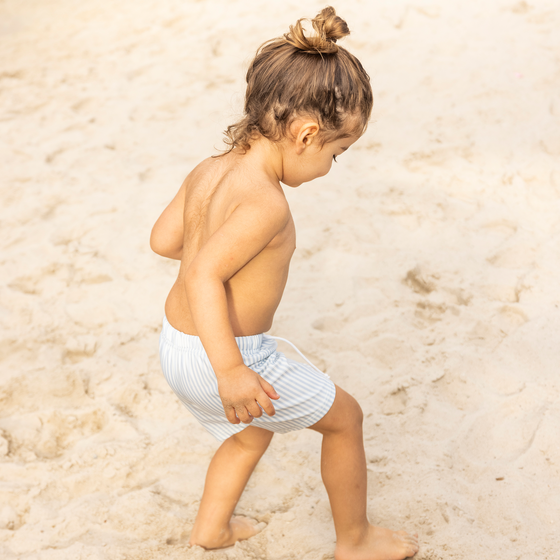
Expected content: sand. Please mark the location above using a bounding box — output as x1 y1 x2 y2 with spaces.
1 0 559 558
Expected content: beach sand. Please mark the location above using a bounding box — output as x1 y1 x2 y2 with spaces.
1 0 559 558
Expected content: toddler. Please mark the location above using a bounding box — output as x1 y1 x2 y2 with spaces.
151 7 419 560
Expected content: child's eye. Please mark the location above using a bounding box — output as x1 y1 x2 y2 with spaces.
333 155 338 163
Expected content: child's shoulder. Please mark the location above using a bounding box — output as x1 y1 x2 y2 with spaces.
189 155 290 217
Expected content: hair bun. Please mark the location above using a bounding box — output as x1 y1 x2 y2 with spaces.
285 6 350 54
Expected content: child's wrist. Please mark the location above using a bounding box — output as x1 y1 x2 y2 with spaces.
214 362 248 379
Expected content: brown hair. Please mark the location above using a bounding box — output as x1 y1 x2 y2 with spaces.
221 6 373 154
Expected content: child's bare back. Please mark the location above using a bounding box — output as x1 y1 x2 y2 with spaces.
155 150 296 338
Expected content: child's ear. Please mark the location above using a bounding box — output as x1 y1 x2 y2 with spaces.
294 121 320 155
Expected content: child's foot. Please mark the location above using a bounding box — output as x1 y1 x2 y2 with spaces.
189 515 264 549
335 524 419 560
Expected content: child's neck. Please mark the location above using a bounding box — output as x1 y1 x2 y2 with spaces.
235 137 285 190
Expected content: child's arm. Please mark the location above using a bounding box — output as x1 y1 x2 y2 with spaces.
185 192 288 424
150 183 186 260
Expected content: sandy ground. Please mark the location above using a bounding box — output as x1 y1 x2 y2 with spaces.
1 0 559 558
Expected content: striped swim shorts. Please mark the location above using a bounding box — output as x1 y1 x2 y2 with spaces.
159 316 336 441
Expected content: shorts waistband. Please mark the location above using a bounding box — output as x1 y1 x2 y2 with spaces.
161 316 264 353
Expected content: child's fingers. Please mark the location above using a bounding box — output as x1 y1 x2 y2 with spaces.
260 378 280 400
246 401 264 419
235 405 253 424
256 393 276 417
225 406 241 425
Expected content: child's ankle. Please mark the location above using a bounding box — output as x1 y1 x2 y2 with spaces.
190 525 231 549
337 521 371 547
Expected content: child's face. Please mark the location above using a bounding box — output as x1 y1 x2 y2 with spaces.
281 126 362 187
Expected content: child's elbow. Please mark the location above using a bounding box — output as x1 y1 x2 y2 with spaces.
149 229 165 256
150 229 178 258
184 263 220 292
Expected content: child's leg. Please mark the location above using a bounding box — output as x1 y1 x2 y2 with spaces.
310 386 419 560
189 426 273 549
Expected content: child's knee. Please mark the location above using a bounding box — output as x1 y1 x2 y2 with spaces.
343 394 363 430
230 427 274 456
312 387 363 435
332 399 363 435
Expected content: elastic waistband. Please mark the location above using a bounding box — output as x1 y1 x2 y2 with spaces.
161 316 264 353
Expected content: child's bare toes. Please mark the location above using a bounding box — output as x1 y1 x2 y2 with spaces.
189 516 264 550
230 515 265 541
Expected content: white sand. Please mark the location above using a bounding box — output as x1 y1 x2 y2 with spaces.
1 0 559 558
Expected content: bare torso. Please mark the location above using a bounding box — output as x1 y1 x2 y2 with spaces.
164 154 296 336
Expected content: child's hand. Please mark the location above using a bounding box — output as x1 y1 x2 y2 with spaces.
216 365 280 425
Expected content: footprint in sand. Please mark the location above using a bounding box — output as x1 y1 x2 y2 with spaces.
64 335 97 363
36 409 108 458
403 265 437 295
493 305 528 335
480 217 518 237
460 387 548 465
414 301 447 326
487 243 537 269
1 369 89 416
7 262 73 296
5 408 109 460
65 299 118 329
482 268 523 303
7 275 39 295
0 506 18 531
434 366 485 412
381 386 409 415
515 405 560 473
362 335 413 370
493 312 560 381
